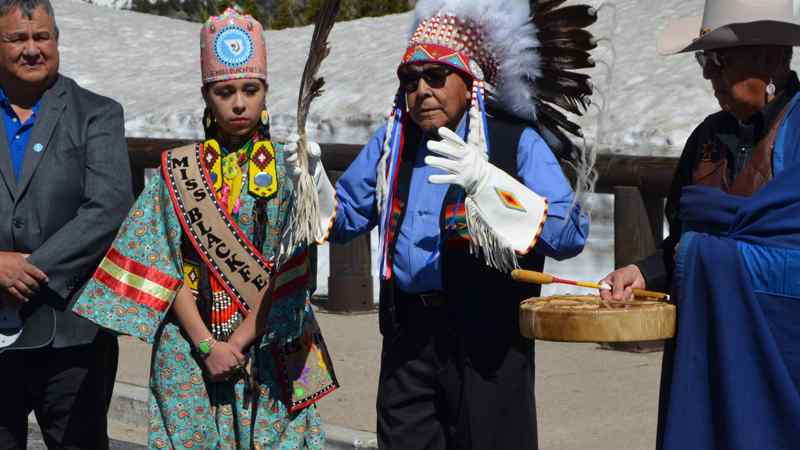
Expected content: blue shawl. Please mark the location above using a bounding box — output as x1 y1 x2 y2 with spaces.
657 113 800 449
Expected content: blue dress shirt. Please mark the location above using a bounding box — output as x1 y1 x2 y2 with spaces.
333 116 590 293
0 87 40 181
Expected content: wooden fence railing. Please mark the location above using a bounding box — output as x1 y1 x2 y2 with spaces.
128 138 678 313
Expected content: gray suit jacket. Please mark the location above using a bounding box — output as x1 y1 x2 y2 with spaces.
0 75 134 349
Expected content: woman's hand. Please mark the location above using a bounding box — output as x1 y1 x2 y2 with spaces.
170 285 246 381
227 332 251 355
203 341 245 382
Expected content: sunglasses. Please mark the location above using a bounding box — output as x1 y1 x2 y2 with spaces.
398 65 455 92
694 51 727 69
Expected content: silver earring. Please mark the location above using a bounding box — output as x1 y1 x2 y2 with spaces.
766 78 776 97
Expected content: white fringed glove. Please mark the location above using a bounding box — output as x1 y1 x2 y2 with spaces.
285 133 323 184
424 110 489 196
423 109 548 263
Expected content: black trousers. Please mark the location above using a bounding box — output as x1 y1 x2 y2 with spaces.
0 330 119 450
377 292 538 450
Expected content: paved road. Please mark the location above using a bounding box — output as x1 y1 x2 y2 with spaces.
27 424 145 450
107 310 664 450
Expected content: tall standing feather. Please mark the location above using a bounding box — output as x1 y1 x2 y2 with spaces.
283 0 342 258
297 0 342 138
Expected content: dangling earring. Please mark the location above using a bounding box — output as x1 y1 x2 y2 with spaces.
259 106 272 141
766 78 777 97
404 93 410 113
204 109 214 129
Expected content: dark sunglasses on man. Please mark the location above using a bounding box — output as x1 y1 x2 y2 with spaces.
695 50 726 69
398 65 455 92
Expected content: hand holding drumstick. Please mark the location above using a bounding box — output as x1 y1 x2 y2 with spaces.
597 265 654 302
511 269 669 301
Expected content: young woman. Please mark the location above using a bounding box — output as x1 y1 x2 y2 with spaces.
73 9 336 449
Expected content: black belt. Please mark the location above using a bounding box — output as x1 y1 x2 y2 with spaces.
396 290 447 308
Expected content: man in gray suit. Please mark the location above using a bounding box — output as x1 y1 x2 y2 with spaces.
0 0 133 448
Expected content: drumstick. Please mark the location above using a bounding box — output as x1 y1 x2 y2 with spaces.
511 269 670 301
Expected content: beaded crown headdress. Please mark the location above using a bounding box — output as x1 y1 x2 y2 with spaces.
200 8 268 85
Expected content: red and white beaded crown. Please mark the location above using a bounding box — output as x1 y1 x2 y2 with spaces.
200 8 268 85
402 14 497 83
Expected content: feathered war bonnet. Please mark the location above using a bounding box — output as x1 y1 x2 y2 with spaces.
376 0 598 279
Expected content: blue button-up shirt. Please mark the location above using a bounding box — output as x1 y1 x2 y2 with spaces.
0 87 40 181
333 116 589 293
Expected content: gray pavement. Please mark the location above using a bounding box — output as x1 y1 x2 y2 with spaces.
104 309 662 449
27 420 146 450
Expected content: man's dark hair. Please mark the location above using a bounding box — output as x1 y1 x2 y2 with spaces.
0 0 59 38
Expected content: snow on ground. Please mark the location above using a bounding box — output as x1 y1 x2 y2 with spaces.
78 0 131 10
54 0 795 298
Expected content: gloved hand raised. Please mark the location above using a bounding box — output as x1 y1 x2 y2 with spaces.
422 106 548 271
424 108 489 196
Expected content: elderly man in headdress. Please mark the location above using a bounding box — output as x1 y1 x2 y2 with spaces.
599 1 800 448
289 0 598 448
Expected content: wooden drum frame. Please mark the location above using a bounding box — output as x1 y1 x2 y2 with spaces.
519 295 676 343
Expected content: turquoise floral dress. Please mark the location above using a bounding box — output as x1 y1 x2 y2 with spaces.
73 137 335 449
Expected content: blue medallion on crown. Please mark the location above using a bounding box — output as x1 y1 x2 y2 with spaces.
213 25 254 68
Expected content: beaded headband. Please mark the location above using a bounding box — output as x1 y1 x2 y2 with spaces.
400 14 497 83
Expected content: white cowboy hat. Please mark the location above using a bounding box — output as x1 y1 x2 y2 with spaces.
657 0 800 55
